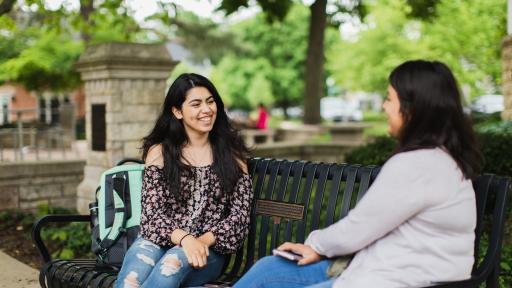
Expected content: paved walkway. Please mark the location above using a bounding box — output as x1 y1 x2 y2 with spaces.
0 251 39 288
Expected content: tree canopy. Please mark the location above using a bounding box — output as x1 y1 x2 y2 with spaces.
329 0 505 99
0 0 506 112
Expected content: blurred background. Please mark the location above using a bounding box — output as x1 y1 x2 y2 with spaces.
0 0 507 159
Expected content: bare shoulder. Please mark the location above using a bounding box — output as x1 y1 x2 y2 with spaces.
146 144 164 168
236 157 248 174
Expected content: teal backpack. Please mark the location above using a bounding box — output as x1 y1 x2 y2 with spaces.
90 159 145 267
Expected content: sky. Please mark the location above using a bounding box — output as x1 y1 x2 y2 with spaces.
43 0 261 27
41 0 359 39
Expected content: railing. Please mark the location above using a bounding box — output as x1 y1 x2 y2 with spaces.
0 107 85 162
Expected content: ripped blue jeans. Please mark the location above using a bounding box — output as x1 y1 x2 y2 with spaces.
114 236 226 288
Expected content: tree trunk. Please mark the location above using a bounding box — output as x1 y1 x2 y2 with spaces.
303 0 326 125
0 0 16 16
79 0 94 43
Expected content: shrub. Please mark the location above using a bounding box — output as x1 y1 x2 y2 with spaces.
471 111 502 126
475 121 512 177
36 204 93 259
41 222 92 259
346 121 512 177
345 136 396 165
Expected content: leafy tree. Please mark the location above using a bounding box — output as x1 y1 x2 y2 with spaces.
328 0 427 94
0 0 15 16
218 0 366 124
217 0 453 123
210 56 273 110
0 0 141 92
0 30 83 91
210 4 316 114
329 0 506 99
422 0 506 97
147 3 244 65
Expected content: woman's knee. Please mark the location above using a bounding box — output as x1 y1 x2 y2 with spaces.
140 248 189 288
248 256 286 275
158 253 186 276
115 238 164 288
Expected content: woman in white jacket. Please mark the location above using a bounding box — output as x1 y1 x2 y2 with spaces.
234 60 483 288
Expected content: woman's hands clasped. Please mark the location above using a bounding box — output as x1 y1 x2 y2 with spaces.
277 242 323 265
181 235 210 268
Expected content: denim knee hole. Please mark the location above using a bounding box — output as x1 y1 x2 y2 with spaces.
136 253 155 266
122 271 140 288
160 254 182 276
137 239 160 252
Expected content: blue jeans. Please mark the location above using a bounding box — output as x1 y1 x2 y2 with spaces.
114 236 226 288
233 256 335 288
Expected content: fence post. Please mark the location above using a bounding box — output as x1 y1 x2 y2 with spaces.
17 111 23 161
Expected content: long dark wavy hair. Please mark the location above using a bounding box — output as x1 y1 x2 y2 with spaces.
389 60 483 179
141 73 249 198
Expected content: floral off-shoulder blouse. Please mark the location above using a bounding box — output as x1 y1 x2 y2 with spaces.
139 164 253 254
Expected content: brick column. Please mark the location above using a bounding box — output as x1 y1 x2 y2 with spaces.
75 43 178 213
502 36 512 120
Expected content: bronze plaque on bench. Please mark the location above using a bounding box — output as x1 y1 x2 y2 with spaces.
255 199 305 221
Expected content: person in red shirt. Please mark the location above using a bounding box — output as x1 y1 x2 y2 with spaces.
255 103 269 130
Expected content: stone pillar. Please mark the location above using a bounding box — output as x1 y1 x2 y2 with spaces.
75 43 178 213
503 36 512 120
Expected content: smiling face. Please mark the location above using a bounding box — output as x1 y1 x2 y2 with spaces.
383 85 404 138
172 86 218 137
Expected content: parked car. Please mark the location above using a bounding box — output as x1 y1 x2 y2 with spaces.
321 97 363 122
470 94 504 114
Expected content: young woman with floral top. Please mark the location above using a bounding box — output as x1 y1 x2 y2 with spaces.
114 73 253 288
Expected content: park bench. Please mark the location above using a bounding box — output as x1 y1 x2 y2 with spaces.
33 157 511 288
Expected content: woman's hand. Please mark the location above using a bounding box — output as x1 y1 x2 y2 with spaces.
181 235 210 269
277 242 323 266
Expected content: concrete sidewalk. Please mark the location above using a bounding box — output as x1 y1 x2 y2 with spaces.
0 251 39 288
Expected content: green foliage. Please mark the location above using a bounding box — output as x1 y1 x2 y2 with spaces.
86 8 140 44
211 4 334 112
0 209 35 231
475 121 512 177
0 30 83 91
329 0 428 94
422 0 506 96
147 7 242 65
36 204 93 259
500 242 512 287
345 136 396 165
41 222 92 259
346 123 512 178
330 0 506 99
218 0 293 22
211 57 274 109
0 0 143 91
471 111 503 126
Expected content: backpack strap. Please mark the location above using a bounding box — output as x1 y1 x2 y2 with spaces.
93 174 129 260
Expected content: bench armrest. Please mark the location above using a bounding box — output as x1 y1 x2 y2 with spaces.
31 214 91 264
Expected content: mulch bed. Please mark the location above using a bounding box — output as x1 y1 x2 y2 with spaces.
0 223 42 269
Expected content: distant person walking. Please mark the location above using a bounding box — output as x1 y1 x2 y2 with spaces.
255 103 269 130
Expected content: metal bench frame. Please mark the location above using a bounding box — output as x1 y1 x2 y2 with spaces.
33 157 511 288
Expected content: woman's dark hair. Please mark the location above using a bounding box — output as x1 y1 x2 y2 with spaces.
141 73 249 198
389 60 482 179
